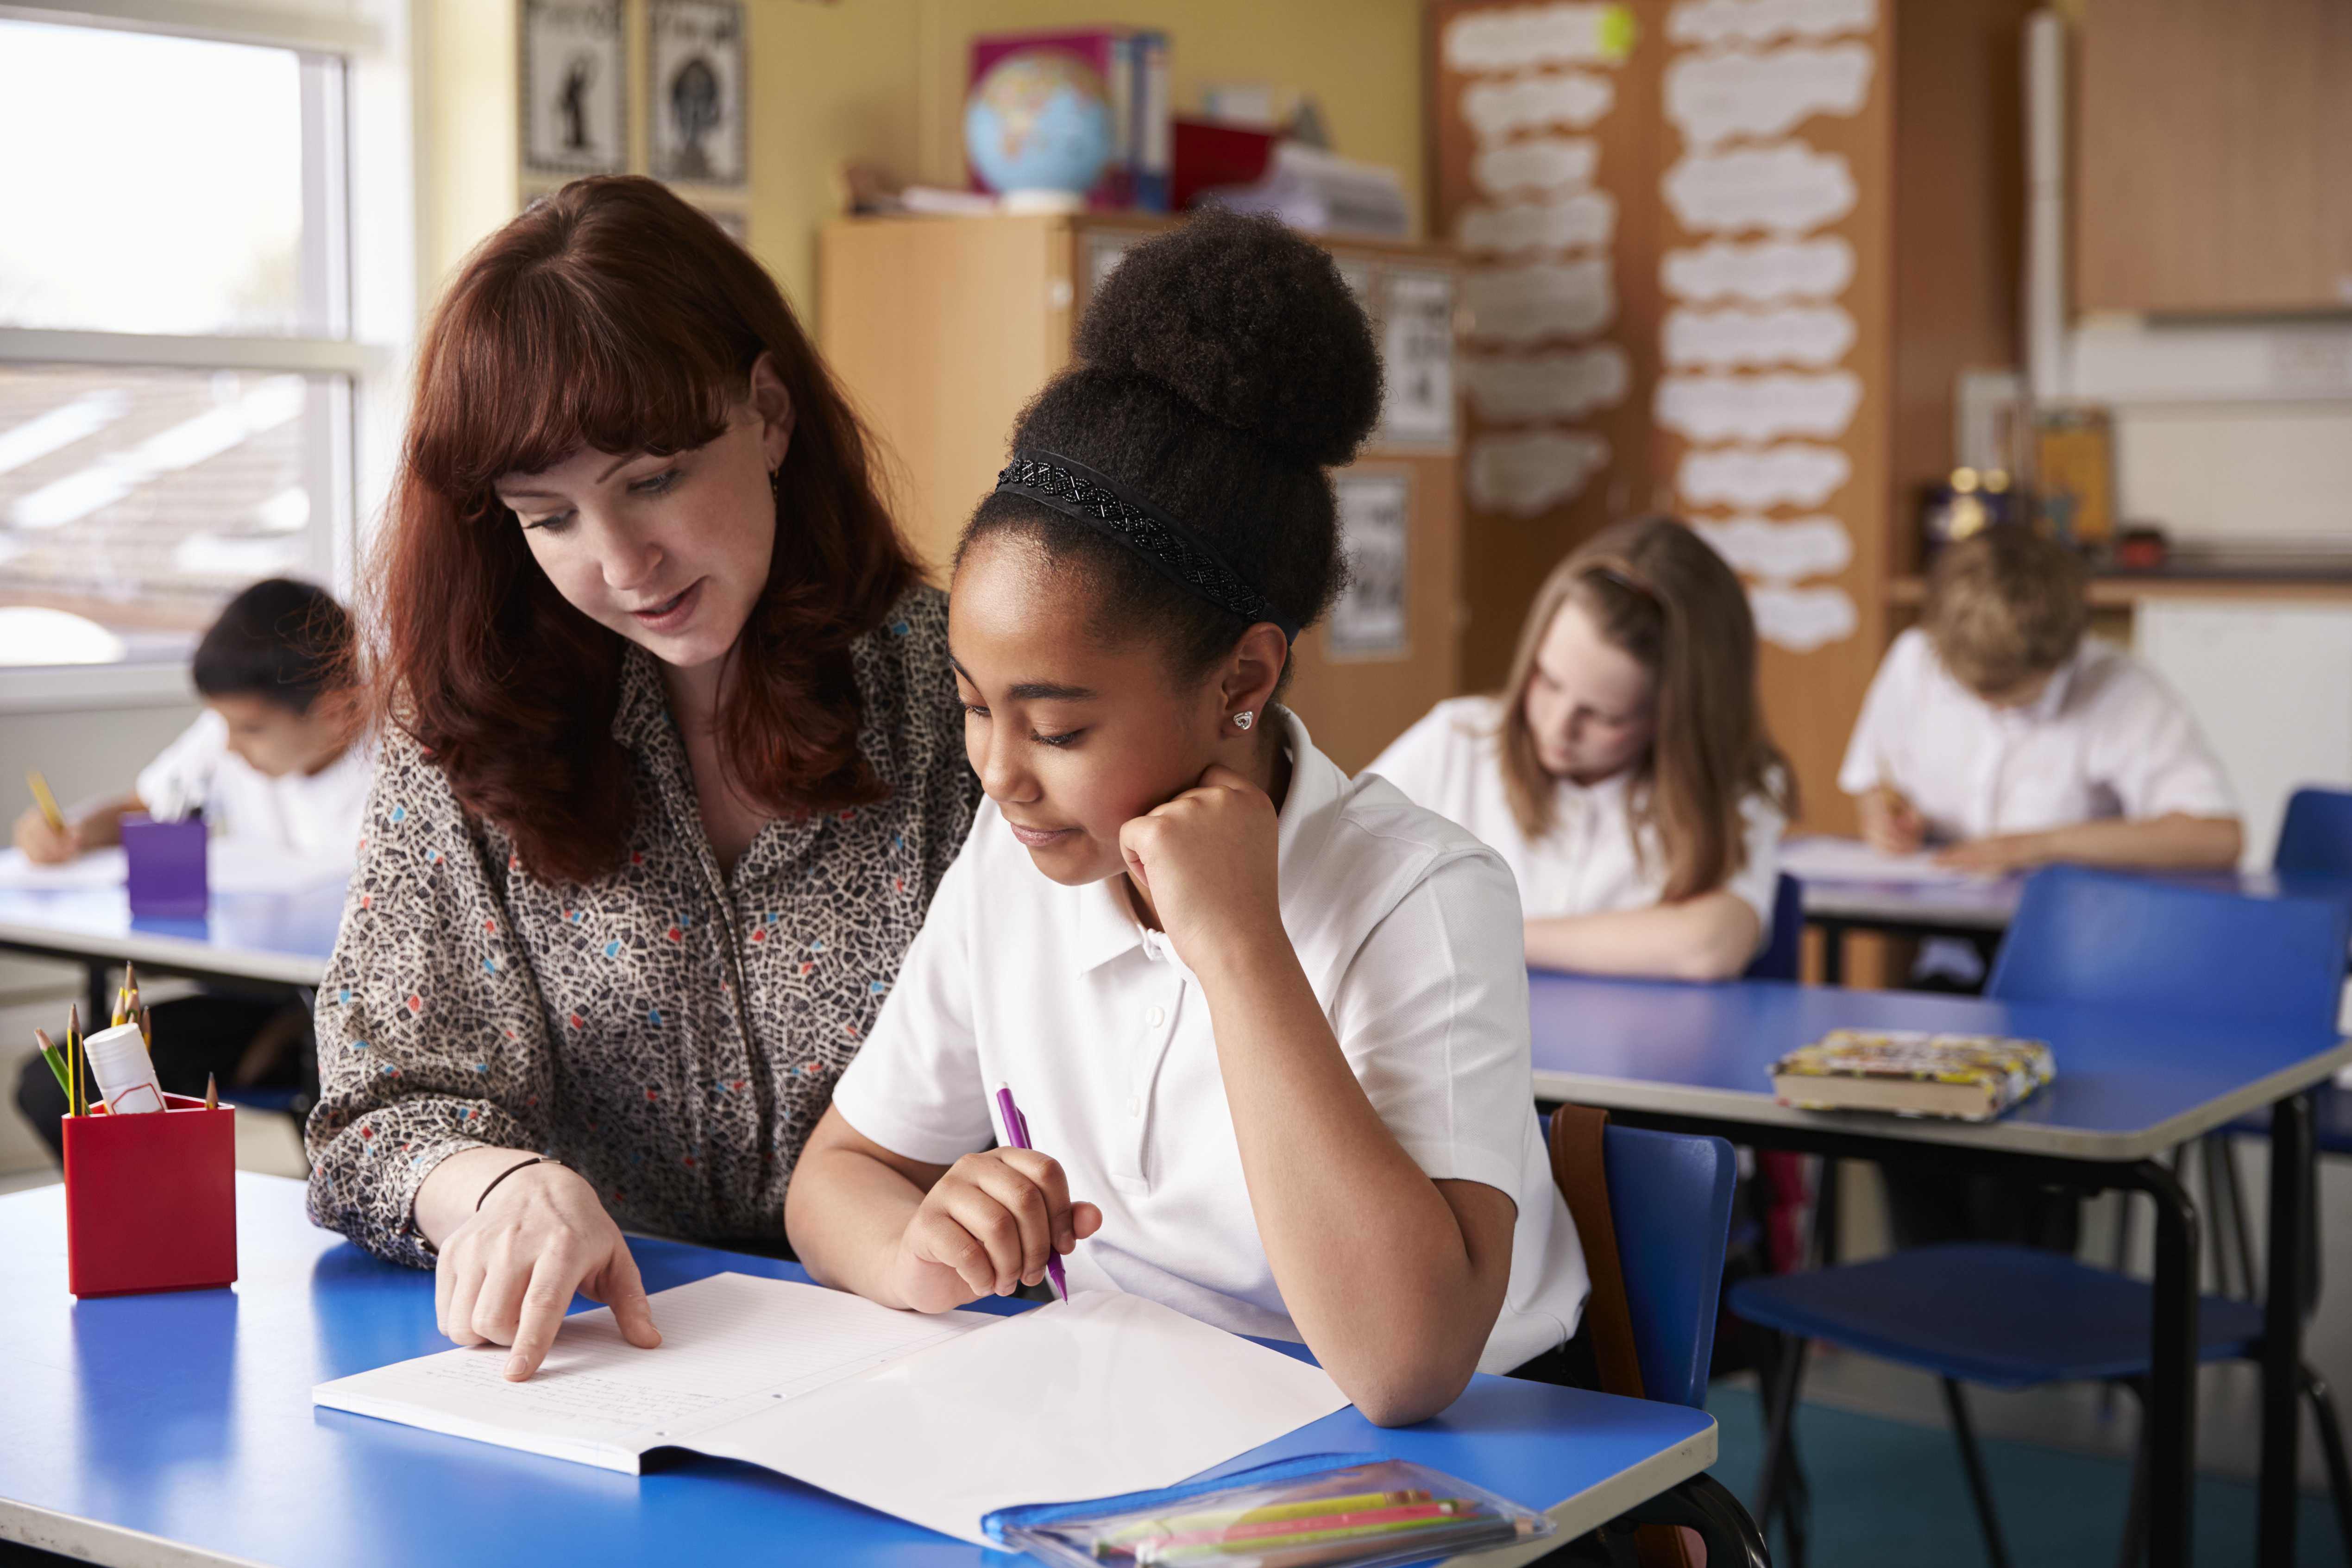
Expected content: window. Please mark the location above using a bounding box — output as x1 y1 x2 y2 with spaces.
0 11 383 687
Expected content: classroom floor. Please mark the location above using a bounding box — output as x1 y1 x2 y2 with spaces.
1706 1376 2350 1568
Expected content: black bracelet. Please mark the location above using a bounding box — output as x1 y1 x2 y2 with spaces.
476 1155 564 1210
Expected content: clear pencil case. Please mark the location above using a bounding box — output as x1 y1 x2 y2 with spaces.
983 1451 1556 1567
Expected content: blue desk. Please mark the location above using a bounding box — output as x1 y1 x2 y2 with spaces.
0 878 344 1023
0 1175 1719 1568
1525 970 2349 1568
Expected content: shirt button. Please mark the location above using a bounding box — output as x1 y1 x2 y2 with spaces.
1126 1097 1141 1117
1148 1006 1165 1028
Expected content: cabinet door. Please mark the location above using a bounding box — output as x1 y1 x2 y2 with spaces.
2077 0 2352 315
2133 602 2352 868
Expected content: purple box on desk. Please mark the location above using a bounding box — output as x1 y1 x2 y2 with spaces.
121 812 207 917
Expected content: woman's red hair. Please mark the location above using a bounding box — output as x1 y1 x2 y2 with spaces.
367 175 918 884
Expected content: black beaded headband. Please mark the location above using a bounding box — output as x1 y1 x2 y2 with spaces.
993 451 1300 641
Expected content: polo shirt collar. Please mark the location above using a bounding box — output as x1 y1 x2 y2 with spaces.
1068 706 1346 975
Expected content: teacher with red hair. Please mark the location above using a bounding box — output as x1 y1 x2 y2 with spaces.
307 177 979 1378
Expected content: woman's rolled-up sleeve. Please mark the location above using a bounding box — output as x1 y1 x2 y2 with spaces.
304 728 555 1268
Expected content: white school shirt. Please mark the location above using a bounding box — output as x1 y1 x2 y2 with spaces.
1366 695 1785 933
829 709 1589 1373
135 709 376 862
1836 629 2235 842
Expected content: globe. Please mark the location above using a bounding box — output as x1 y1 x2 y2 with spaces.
964 49 1115 199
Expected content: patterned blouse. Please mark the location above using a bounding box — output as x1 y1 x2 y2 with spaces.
304 587 981 1268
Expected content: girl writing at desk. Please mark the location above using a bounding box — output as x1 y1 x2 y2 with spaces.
786 214 1589 1425
304 177 981 1379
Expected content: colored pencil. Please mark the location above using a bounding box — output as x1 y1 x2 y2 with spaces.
140 1004 152 1049
1103 1491 1432 1548
33 1029 69 1098
66 1003 82 1117
205 1072 217 1111
1138 1500 1472 1552
994 1083 1068 1301
1136 1512 1530 1564
26 770 66 834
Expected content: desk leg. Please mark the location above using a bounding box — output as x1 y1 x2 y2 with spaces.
1819 920 1847 987
2134 1157 2200 1568
2260 1091 2316 1564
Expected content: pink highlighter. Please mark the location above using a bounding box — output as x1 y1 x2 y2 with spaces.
994 1083 1070 1302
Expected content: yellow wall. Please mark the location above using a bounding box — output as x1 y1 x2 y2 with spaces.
411 0 1423 321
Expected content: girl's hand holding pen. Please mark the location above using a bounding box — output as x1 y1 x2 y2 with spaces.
1858 781 1926 856
1117 764 1283 971
890 1147 1101 1313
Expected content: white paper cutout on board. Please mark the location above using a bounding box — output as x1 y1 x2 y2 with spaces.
1668 0 1875 49
1662 237 1855 302
1462 70 1616 141
1664 304 1854 368
1691 513 1853 581
1456 192 1617 255
1468 430 1612 516
1748 581 1859 651
1655 370 1861 441
1462 345 1632 422
1665 43 1874 148
1679 442 1850 508
1446 4 1635 73
1663 144 1855 235
1463 259 1616 344
1473 136 1601 197
1329 472 1413 658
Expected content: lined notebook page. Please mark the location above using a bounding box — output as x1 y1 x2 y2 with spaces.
313 1273 990 1473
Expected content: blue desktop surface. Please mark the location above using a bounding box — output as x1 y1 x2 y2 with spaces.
0 1175 1713 1568
0 879 346 986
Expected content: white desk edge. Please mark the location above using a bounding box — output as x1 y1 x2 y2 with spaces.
0 916 327 989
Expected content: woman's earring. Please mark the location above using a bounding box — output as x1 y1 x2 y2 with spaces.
1233 710 1255 732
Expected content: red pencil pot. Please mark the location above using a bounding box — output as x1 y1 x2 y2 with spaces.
62 1095 237 1297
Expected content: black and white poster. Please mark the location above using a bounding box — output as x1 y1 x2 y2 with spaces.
521 0 625 176
1328 471 1412 659
1378 268 1458 447
651 0 747 187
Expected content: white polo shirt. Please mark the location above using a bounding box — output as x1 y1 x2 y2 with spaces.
1367 695 1785 933
829 709 1589 1374
1836 629 2235 842
136 708 376 862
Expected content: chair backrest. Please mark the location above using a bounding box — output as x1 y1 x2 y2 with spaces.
1987 863 2352 1031
1741 873 1804 981
2275 787 2352 877
1602 1123 1737 1410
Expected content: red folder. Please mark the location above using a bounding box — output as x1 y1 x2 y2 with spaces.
63 1094 237 1298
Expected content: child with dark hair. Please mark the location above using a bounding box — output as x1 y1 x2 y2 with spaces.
12 576 369 1158
787 212 1588 1425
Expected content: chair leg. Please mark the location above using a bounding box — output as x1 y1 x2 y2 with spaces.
2115 1378 2151 1568
1939 1377 2014 1568
1755 1333 1810 1568
1616 1473 1773 1568
2302 1363 2352 1561
2202 1134 2256 1300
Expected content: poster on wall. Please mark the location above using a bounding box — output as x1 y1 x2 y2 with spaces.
1379 269 1459 448
520 0 626 177
651 0 747 187
1328 472 1413 659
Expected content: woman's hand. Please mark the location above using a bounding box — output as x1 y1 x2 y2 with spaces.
14 805 78 864
887 1148 1101 1315
1118 764 1283 970
433 1160 660 1380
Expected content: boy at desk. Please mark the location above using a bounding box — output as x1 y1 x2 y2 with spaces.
1841 528 2240 876
11 578 371 1158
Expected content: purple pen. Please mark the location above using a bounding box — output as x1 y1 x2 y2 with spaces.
994 1083 1070 1302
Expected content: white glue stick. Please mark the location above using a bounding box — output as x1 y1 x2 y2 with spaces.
83 1022 167 1115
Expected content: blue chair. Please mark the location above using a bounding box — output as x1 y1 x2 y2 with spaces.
1729 866 2352 1568
1742 873 1805 982
2277 787 2352 879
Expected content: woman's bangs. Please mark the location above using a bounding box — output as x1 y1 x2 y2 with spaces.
413 267 740 511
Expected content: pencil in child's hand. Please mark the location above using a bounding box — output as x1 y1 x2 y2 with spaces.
33 1029 69 1098
26 770 66 833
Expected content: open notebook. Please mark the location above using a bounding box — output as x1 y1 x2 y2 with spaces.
313 1273 1349 1546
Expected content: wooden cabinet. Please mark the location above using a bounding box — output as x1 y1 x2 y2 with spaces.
2076 0 2352 315
818 214 1463 771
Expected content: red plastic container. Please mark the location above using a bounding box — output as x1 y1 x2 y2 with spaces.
62 1094 237 1297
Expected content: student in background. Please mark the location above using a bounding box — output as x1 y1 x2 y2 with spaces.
1369 519 1792 981
1842 527 2240 874
786 213 1588 1426
11 577 368 1158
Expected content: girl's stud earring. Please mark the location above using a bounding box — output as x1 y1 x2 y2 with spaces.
1233 711 1255 731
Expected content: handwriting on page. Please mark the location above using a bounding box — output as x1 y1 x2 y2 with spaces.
413 1354 732 1437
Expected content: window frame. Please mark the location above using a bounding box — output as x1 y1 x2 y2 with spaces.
0 0 413 713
